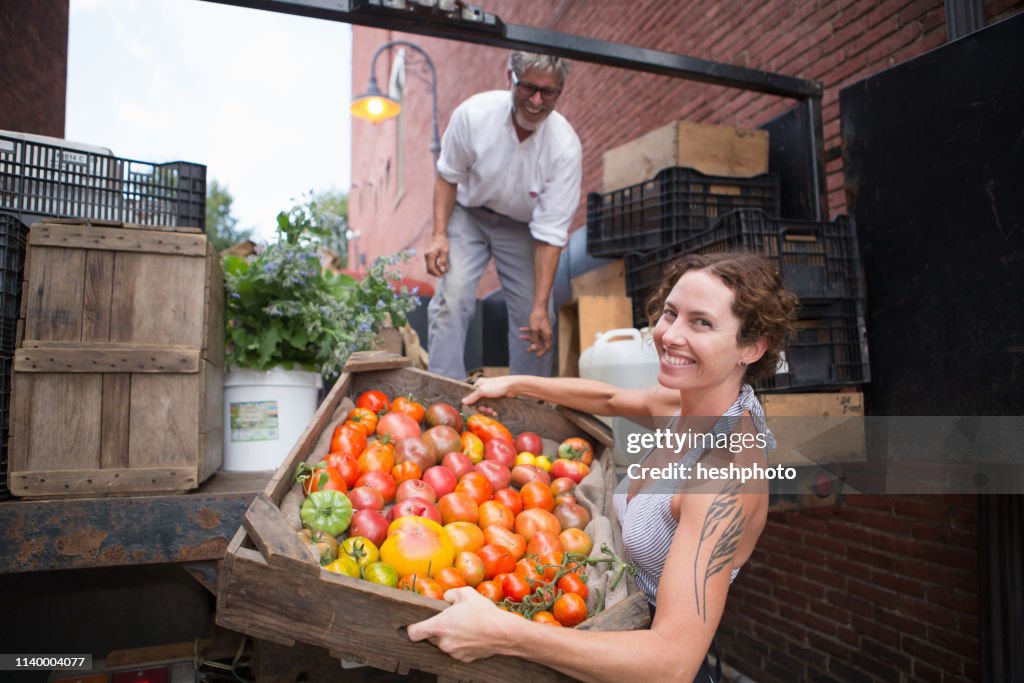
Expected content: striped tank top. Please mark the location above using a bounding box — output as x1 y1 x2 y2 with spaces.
612 384 774 606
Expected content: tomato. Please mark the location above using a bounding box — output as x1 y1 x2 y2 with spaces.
356 390 390 414
325 452 361 488
559 528 594 556
380 516 455 579
526 530 563 557
395 437 437 473
553 592 588 627
438 492 479 525
299 528 338 565
534 456 553 473
557 437 594 466
520 480 555 512
362 561 399 588
345 407 379 437
455 550 486 587
514 508 561 541
339 536 380 570
461 431 484 464
355 470 397 503
391 460 422 483
537 551 564 581
550 477 576 496
398 574 446 601
554 501 592 531
477 500 514 530
476 579 504 602
324 555 360 577
444 521 485 554
553 493 577 508
330 422 368 458
422 425 463 460
514 557 547 584
296 462 347 496
477 543 516 579
299 489 353 536
550 458 590 484
358 440 396 474
483 526 527 561
424 402 464 432
532 611 562 626
515 452 537 467
466 414 514 444
493 488 523 516
455 472 493 506
434 566 468 593
514 431 544 456
377 411 422 441
501 573 532 602
558 572 589 601
391 396 426 423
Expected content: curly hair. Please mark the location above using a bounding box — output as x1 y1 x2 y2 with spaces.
645 251 800 382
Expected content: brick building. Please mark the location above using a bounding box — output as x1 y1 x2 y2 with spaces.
350 3 1023 681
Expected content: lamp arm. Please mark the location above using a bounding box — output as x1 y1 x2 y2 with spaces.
368 40 442 162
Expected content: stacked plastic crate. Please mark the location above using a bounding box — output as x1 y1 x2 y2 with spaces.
0 213 27 499
586 123 868 393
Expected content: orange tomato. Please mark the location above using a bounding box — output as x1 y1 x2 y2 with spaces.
526 530 564 557
434 566 468 593
557 572 589 601
454 550 486 587
492 488 523 516
514 507 561 541
398 573 446 601
476 543 516 579
345 407 379 437
501 573 532 602
476 579 504 603
532 611 562 626
456 471 493 505
477 500 514 530
521 480 555 512
537 551 564 581
391 395 426 423
483 525 527 561
444 521 485 554
466 413 514 444
438 492 480 525
559 528 594 556
514 557 547 584
391 460 422 482
356 390 390 414
553 592 588 627
461 431 484 464
358 440 396 474
331 422 368 457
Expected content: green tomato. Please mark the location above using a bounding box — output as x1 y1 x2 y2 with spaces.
362 561 399 588
300 489 353 537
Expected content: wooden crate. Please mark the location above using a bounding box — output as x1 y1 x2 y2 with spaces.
760 391 866 466
7 220 224 497
570 260 626 299
602 120 770 192
216 352 650 682
558 296 634 378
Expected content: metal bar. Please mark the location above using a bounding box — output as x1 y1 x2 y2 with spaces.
202 0 822 99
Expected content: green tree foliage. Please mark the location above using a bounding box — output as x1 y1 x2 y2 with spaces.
206 180 253 252
304 188 350 268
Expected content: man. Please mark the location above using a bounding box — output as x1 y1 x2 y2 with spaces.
425 51 582 380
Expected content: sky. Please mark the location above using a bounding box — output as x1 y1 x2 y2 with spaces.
67 0 352 242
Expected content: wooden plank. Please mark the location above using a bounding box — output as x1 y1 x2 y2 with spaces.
203 240 225 365
23 245 86 342
110 250 206 346
557 296 634 378
82 249 114 341
9 467 199 497
200 359 224 482
13 344 200 373
570 260 626 299
343 350 411 372
243 492 319 576
27 223 207 256
17 374 102 472
577 590 651 631
129 373 198 468
100 374 131 469
556 406 615 449
181 560 221 595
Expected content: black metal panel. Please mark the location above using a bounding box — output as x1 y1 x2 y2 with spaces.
762 99 828 220
840 12 1024 416
979 495 1024 683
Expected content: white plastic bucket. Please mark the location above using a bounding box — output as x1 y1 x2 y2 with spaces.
223 367 324 472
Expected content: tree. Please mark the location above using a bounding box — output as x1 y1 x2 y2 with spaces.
282 189 350 268
206 180 253 252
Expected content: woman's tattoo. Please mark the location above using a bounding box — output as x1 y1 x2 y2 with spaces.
693 481 745 621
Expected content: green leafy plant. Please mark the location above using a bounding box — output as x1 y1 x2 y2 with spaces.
223 198 418 379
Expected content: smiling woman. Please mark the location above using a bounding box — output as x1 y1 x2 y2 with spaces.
66 0 352 241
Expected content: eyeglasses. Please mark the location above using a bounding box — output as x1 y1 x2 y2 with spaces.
511 72 562 102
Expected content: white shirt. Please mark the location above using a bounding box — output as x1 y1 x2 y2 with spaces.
436 90 582 247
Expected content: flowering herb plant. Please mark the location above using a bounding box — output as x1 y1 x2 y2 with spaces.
223 202 418 379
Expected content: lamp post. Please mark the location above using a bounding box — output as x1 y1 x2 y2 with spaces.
351 40 441 162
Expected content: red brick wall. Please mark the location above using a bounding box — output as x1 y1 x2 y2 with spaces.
719 495 980 682
0 0 69 137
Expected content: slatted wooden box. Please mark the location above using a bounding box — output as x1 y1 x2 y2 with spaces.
7 219 224 497
216 352 650 682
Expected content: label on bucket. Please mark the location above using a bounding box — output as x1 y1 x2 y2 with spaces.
229 400 280 442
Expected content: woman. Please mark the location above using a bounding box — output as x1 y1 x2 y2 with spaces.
408 252 798 682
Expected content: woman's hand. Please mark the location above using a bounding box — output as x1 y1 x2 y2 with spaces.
406 587 517 662
462 376 518 406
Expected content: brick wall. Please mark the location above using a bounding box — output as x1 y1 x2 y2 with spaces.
718 495 980 682
0 0 69 137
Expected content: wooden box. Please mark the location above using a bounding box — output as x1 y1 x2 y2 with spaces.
558 296 634 377
602 120 770 192
216 353 649 682
8 220 224 497
570 260 626 299
760 391 866 466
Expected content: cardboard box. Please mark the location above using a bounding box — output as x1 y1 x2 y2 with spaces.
602 120 770 192
558 296 633 377
760 391 866 466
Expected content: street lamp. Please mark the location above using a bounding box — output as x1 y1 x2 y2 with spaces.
351 40 441 161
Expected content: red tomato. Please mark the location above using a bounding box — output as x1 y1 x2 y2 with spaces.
476 579 504 603
550 477 576 497
325 452 361 488
492 488 523 516
299 462 347 496
483 526 527 561
466 414 514 444
501 573 532 602
477 544 516 580
356 390 390 414
514 557 547 584
526 530 563 557
437 492 480 525
514 507 562 541
521 480 555 512
345 407 379 437
557 573 589 601
537 551 564 581
557 437 594 466
553 592 588 627
398 573 446 601
455 472 493 506
391 396 426 423
550 458 590 484
377 411 422 441
331 422 368 458
434 566 468 593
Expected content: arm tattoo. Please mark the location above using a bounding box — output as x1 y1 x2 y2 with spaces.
693 481 745 622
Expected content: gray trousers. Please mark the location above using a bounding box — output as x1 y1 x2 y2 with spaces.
427 204 555 380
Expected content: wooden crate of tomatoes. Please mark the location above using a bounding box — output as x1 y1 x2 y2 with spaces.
216 352 650 682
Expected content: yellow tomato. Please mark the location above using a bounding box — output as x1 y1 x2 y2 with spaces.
515 452 537 467
339 536 380 570
380 516 456 579
324 555 360 578
534 455 553 472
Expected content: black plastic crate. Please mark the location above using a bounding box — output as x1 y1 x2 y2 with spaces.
586 167 780 258
0 356 9 499
0 213 27 358
0 132 206 230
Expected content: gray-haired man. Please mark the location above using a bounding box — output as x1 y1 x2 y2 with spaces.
425 51 582 380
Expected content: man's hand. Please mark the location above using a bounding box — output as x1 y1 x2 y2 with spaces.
519 307 552 356
424 234 450 277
